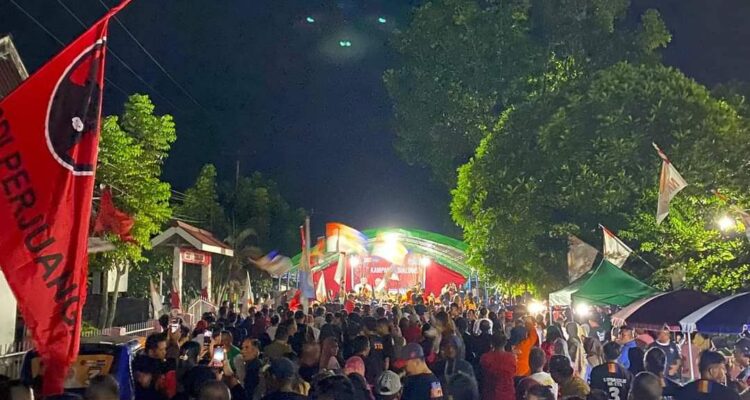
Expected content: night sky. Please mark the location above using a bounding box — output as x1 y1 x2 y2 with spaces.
2 0 749 238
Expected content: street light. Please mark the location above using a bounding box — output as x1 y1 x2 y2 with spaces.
377 17 387 24
575 302 591 318
718 215 736 232
306 16 315 23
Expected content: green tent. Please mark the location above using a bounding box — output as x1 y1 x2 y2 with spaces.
548 268 596 306
570 260 659 307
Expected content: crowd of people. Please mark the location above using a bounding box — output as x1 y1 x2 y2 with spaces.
2 290 750 400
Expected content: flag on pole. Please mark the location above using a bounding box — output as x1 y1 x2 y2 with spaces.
0 1 130 394
93 186 135 242
298 218 314 312
316 274 327 303
310 236 325 266
241 271 254 313
149 280 162 319
653 143 688 224
334 252 347 286
601 225 632 268
567 235 598 282
371 233 408 266
325 222 367 254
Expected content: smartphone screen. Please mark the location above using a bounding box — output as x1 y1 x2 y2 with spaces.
203 330 212 345
212 346 225 362
170 324 178 333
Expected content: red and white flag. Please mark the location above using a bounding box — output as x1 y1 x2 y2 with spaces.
601 225 632 268
567 235 598 282
654 143 688 224
0 1 129 394
93 186 135 242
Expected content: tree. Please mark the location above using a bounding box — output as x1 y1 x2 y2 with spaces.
92 94 176 327
622 190 750 294
175 166 304 304
452 62 750 293
385 0 670 185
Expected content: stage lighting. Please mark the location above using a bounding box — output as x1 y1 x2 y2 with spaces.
349 255 361 267
527 301 545 315
419 255 431 268
574 303 591 318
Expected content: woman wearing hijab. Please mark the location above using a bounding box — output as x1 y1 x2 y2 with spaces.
566 322 586 377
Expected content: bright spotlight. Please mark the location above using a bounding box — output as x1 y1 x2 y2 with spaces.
377 17 387 24
718 215 736 232
527 301 545 315
306 16 315 23
574 303 591 318
419 256 431 268
349 255 361 268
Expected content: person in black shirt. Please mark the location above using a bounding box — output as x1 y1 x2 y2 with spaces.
240 338 263 399
589 341 633 400
644 347 681 399
629 372 663 400
133 333 171 400
261 358 308 400
649 329 682 380
289 311 307 356
365 318 387 386
677 350 740 400
396 343 444 400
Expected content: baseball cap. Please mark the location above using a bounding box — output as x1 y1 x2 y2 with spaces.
393 342 425 369
268 357 296 380
735 338 750 356
375 370 402 396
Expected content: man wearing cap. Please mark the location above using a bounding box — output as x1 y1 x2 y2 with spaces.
375 370 402 400
733 338 750 389
616 326 637 369
261 358 307 400
589 341 633 400
396 343 444 400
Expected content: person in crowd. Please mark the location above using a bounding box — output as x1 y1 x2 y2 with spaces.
644 346 682 399
239 338 263 399
649 328 682 380
583 337 604 382
319 313 342 344
733 338 750 387
616 327 637 369
262 358 308 400
220 331 241 372
444 369 479 400
267 314 280 342
567 322 587 377
511 316 539 378
525 385 556 400
398 343 444 400
628 372 663 400
517 347 558 400
264 323 294 360
542 325 569 363
83 374 119 400
375 370 402 400
636 329 656 347
681 333 713 381
433 334 475 389
480 333 516 400
133 332 173 400
298 342 322 382
364 317 388 385
549 355 590 399
589 341 633 400
320 336 342 371
628 346 646 376
345 356 375 400
311 374 356 400
472 319 494 361
289 311 308 356
199 380 231 400
677 350 740 400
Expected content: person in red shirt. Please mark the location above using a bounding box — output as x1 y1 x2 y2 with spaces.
480 334 517 400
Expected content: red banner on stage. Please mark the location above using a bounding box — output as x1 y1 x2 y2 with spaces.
0 0 130 395
180 248 212 266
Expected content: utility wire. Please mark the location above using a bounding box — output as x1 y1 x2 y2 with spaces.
97 0 206 111
50 0 183 112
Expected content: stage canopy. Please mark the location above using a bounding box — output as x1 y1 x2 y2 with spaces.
290 228 471 297
551 260 658 307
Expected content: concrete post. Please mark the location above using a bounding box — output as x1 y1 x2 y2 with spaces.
172 247 183 309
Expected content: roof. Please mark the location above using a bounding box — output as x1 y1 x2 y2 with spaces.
569 260 659 307
150 220 234 257
291 227 471 277
0 35 28 99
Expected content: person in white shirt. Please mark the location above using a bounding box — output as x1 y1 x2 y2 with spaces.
266 313 280 340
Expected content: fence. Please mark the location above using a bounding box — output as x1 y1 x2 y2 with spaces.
0 320 157 379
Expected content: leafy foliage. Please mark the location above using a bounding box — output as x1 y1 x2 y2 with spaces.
385 0 670 185
452 63 750 293
92 94 176 325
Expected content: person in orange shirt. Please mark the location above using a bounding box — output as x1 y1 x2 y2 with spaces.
510 316 539 377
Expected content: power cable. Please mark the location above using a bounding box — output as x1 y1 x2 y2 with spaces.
97 0 206 111
50 0 183 112
9 0 129 97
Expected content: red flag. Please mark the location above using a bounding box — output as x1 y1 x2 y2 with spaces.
288 289 302 311
0 1 130 395
93 187 135 242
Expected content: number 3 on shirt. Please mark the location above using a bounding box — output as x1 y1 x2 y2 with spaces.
608 387 620 400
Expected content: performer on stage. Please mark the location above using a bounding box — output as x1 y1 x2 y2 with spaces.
354 277 373 300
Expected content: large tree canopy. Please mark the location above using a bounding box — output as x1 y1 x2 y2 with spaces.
385 0 670 185
452 62 750 293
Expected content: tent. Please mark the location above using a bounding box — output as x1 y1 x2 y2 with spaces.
611 289 719 331
571 260 659 307
550 260 658 307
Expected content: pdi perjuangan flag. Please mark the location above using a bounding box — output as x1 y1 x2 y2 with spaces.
0 0 130 394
